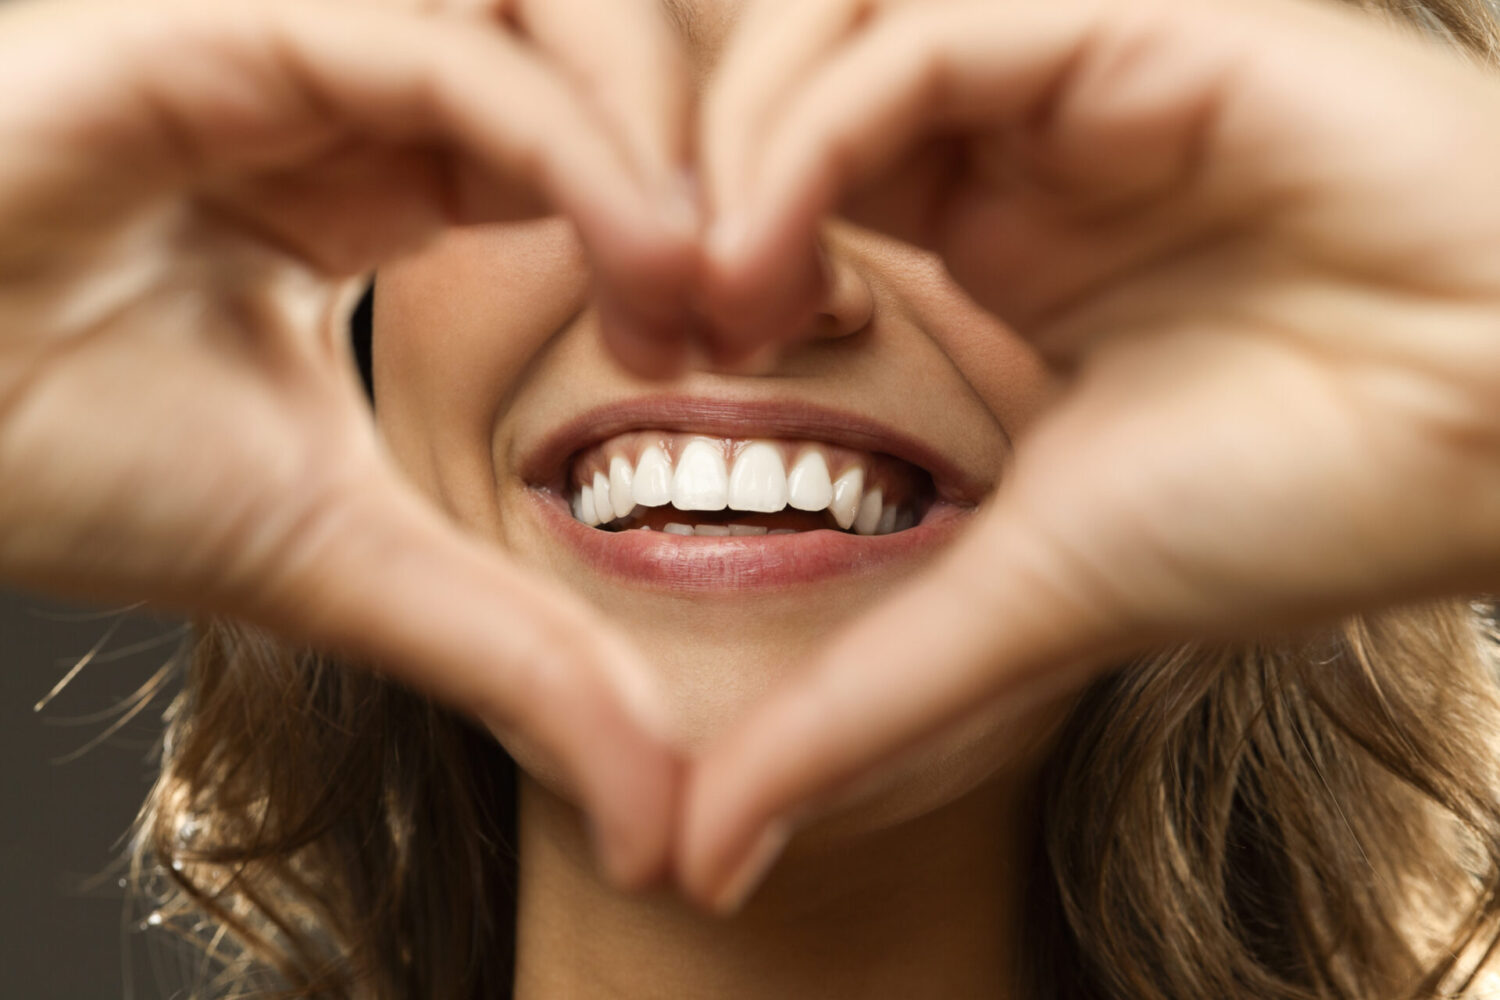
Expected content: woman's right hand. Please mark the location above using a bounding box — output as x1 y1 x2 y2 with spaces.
0 0 690 887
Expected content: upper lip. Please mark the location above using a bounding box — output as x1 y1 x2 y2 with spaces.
518 395 989 504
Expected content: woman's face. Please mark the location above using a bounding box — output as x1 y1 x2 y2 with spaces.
373 0 1068 839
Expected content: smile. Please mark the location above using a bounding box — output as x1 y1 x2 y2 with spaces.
520 397 984 591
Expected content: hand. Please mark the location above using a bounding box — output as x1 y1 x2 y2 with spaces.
681 0 1500 910
0 0 694 887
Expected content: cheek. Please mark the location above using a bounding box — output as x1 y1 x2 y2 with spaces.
882 244 1063 436
370 219 589 510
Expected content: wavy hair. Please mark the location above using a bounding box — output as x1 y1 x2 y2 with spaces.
131 2 1500 997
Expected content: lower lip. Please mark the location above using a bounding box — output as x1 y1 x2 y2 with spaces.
527 490 974 592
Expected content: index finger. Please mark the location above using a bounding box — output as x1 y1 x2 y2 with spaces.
511 0 693 196
504 0 704 375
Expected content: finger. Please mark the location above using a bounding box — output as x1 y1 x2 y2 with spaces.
701 0 870 224
244 468 681 890
4 0 699 376
251 0 688 283
504 0 701 373
6 0 693 327
706 0 1102 274
700 0 1089 353
511 0 693 198
221 0 703 374
677 504 1127 912
711 0 1479 333
704 0 1246 347
204 145 552 278
690 0 874 357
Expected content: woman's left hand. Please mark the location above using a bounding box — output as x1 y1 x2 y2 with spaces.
679 0 1500 912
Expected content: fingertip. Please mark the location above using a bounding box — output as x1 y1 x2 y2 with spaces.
597 297 693 379
697 236 825 362
676 753 803 914
584 196 704 380
673 737 756 907
568 639 683 893
591 745 683 891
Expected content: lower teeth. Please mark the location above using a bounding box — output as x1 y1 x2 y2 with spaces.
660 523 791 536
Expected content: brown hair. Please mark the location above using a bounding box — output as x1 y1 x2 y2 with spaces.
131 3 1500 997
1020 605 1500 999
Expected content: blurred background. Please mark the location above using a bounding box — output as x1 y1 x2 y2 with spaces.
2 588 187 999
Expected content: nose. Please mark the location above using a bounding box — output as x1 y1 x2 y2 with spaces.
807 240 875 342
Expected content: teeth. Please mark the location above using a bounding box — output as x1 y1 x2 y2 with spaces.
659 522 773 537
672 437 729 511
728 441 788 513
829 467 863 530
608 456 635 520
579 484 598 526
633 445 673 507
854 487 883 536
786 451 833 511
592 471 612 524
571 436 925 535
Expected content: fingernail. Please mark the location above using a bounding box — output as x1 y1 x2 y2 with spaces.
710 819 793 916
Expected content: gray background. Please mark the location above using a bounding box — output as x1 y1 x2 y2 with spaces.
2 588 185 999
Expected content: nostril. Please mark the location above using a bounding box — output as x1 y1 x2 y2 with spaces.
808 243 874 341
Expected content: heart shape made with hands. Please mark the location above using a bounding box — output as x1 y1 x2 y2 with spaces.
5 0 1500 918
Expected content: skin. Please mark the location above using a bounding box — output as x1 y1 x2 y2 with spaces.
377 208 1065 993
372 6 1079 993
382 0 1500 990
2 0 1500 976
0 0 693 887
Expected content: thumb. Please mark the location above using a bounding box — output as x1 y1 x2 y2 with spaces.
240 468 680 890
677 503 1126 912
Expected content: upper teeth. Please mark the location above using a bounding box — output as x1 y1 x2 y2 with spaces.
568 433 919 536
786 450 833 512
672 439 729 510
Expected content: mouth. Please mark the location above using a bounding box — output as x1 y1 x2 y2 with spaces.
519 397 983 591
